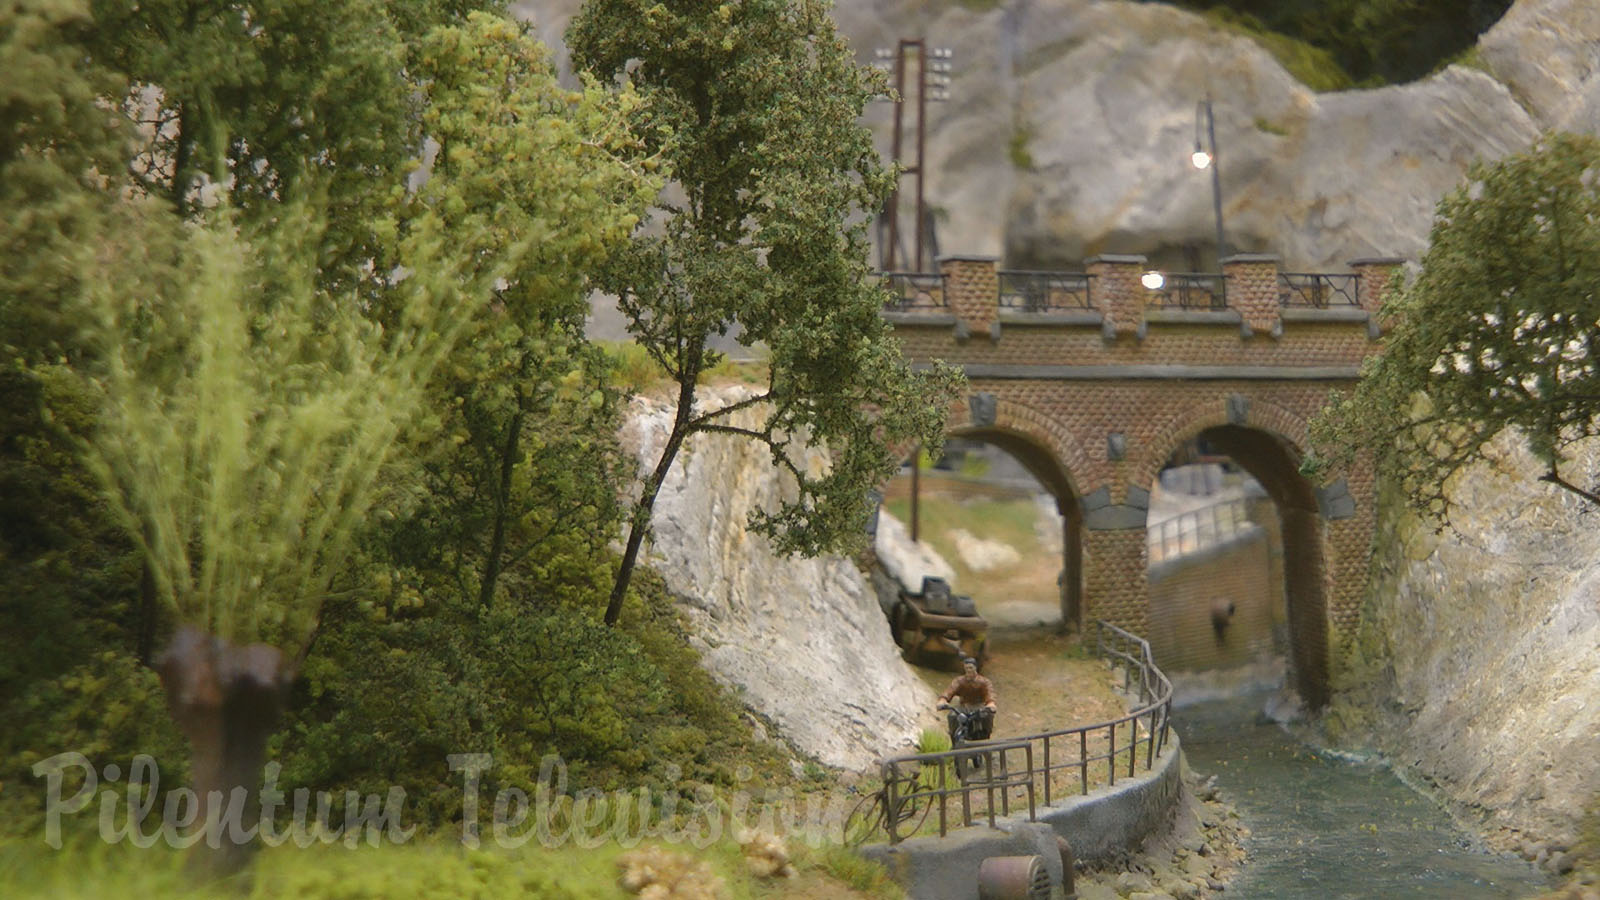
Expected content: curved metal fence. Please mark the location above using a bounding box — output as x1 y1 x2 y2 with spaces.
878 620 1173 843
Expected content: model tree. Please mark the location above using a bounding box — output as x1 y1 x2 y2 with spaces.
1313 132 1600 519
569 0 962 624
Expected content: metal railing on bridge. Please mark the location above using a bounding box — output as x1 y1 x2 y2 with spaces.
1277 273 1359 308
876 621 1173 843
1144 273 1227 310
879 272 948 310
1146 496 1255 565
997 270 1095 311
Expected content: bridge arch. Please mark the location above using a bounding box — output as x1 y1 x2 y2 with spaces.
943 396 1092 630
1142 395 1332 708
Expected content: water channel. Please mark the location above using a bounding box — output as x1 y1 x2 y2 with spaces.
1176 692 1552 899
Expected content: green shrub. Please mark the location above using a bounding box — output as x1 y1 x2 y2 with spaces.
0 651 188 839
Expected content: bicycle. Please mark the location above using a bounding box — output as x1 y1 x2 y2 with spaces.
842 765 931 845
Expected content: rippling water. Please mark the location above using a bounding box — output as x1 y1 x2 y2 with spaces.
1176 693 1552 899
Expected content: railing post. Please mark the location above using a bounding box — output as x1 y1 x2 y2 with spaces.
939 255 999 339
1085 254 1147 340
1348 257 1406 318
1221 253 1281 337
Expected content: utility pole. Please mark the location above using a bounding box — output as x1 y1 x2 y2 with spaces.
874 41 952 273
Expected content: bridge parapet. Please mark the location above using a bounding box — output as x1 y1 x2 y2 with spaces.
883 254 1405 342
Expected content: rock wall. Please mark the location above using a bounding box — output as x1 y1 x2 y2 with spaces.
619 386 935 771
516 0 1599 271
1327 434 1600 848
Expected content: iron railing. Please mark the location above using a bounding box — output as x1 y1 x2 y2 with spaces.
878 621 1173 843
1145 273 1226 310
879 272 947 310
997 270 1095 311
1278 273 1359 308
1146 497 1254 565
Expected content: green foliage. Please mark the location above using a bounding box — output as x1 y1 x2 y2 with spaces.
276 567 797 827
1311 132 1600 519
0 651 188 839
1201 8 1353 92
800 842 906 896
1253 116 1291 137
917 729 952 755
1156 0 1512 87
1008 122 1036 170
88 0 505 288
371 12 654 616
570 0 964 622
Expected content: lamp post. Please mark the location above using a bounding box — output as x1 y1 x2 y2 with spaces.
1193 98 1226 269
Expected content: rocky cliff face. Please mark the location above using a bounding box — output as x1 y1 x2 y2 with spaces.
515 0 1597 271
619 387 935 771
1328 435 1600 850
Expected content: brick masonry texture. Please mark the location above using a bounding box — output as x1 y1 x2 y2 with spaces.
891 255 1400 702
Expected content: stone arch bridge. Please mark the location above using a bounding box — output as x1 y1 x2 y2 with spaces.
881 253 1404 708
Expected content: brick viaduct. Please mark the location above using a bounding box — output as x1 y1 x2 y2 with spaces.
881 253 1404 707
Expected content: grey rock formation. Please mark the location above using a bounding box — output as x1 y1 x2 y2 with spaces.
516 0 1598 271
1332 434 1600 845
619 387 936 770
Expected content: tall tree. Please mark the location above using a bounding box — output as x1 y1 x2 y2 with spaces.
569 0 962 625
374 13 657 614
1312 132 1600 520
36 8 650 872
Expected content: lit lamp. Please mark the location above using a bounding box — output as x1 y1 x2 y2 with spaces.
1194 98 1226 268
1141 271 1165 291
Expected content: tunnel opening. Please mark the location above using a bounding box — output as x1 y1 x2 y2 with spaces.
878 430 1083 637
1144 425 1330 708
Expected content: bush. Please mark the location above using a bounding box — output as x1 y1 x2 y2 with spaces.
0 651 188 839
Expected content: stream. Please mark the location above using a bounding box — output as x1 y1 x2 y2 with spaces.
1176 693 1553 899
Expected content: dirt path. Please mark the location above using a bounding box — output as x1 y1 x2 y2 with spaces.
910 629 1128 743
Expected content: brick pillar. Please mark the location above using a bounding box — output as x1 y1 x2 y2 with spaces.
939 255 999 338
1221 253 1281 336
1085 254 1147 339
1348 257 1406 316
1084 526 1148 635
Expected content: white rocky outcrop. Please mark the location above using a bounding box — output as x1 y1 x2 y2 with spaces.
1332 435 1600 847
618 386 935 771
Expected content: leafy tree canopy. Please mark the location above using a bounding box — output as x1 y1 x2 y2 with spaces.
569 0 963 624
1311 132 1600 520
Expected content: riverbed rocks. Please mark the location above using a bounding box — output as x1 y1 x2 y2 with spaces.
1073 764 1249 899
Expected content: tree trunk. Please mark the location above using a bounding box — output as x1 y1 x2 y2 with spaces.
156 625 291 878
604 351 702 626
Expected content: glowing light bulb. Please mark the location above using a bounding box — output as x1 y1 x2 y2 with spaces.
1192 149 1212 170
1141 271 1165 290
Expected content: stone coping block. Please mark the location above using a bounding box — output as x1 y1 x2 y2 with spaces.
1279 308 1370 323
996 310 1104 326
882 312 959 327
937 254 1001 263
1084 254 1149 266
1143 309 1242 326
1347 257 1407 266
1220 253 1281 265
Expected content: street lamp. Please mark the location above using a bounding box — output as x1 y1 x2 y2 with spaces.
1194 98 1226 269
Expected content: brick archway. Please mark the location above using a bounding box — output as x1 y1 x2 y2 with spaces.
883 252 1402 707
1142 397 1332 707
943 395 1091 630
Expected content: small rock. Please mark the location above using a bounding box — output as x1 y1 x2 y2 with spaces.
1546 851 1576 875
1184 854 1213 878
1117 871 1155 893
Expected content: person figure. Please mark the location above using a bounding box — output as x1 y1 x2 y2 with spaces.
937 656 996 740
